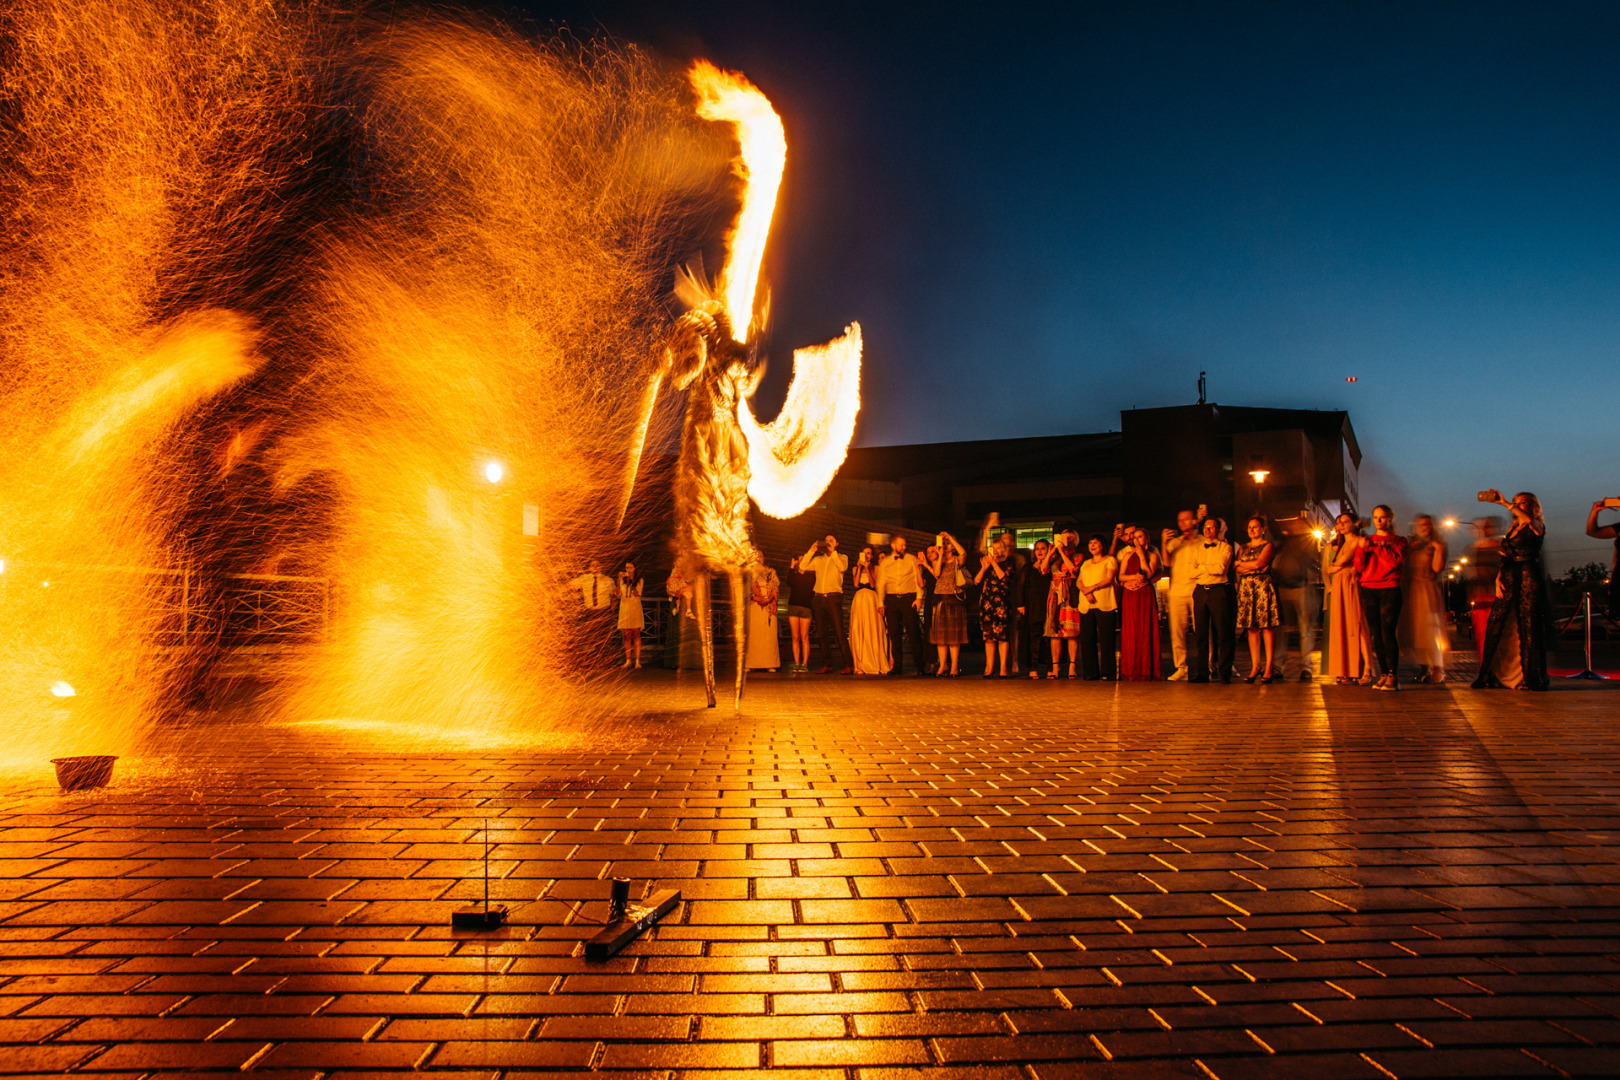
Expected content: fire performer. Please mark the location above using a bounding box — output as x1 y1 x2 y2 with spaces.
615 62 861 708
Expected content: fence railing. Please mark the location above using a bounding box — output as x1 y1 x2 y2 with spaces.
0 562 330 648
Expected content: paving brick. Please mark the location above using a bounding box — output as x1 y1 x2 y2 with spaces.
0 675 1617 1076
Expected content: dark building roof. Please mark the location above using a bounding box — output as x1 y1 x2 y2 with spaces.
838 432 1121 484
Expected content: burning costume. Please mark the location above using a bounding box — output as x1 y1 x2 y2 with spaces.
666 301 764 707
617 62 862 709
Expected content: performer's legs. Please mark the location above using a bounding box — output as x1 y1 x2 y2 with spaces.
728 570 749 708
692 572 715 707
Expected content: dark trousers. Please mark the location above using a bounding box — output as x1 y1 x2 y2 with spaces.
579 608 617 669
1019 604 1047 674
1078 608 1117 680
1192 584 1233 680
810 592 847 667
884 594 928 674
1360 585 1402 678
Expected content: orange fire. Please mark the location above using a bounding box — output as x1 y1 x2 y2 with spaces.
689 61 786 344
687 61 862 520
739 324 863 519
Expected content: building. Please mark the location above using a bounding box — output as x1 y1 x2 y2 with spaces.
822 403 1361 542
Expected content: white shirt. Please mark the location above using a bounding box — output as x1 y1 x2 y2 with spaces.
1165 532 1204 597
875 553 921 601
1076 556 1118 612
802 549 850 594
1191 541 1233 586
570 572 616 610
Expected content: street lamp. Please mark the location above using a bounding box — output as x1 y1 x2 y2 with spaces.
1249 469 1269 520
484 461 505 484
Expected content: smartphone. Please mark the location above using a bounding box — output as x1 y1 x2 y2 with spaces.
1477 491 1493 502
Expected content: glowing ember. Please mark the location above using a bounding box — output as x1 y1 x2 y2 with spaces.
689 61 786 344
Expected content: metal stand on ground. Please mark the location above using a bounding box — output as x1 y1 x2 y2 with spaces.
586 877 682 960
452 819 509 929
1565 591 1607 681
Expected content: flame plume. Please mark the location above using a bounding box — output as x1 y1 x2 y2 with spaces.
681 62 863 522
688 61 786 344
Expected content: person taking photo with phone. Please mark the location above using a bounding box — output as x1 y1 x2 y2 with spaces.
1585 495 1620 621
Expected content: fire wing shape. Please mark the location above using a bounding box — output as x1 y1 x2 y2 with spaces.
737 322 862 520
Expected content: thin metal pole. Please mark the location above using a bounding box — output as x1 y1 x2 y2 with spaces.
1568 591 1607 680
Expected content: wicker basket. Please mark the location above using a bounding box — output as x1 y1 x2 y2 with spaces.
50 755 117 791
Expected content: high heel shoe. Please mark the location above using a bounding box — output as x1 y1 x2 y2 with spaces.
1261 672 1275 684
1244 671 1260 684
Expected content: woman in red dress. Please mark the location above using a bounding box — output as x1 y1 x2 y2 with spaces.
1118 526 1162 680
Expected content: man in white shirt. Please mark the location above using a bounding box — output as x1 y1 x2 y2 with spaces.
1189 518 1234 683
568 559 618 668
1160 506 1207 680
802 535 851 674
875 536 927 675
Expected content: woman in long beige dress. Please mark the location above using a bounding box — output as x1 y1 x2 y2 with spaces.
1324 513 1373 683
1400 515 1450 683
744 565 781 671
848 546 892 675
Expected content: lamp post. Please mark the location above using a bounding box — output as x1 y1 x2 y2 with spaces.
1249 469 1269 521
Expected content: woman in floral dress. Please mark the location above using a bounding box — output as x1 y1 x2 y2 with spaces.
1234 517 1281 682
976 535 1015 677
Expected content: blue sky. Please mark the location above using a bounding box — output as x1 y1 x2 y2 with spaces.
526 0 1620 571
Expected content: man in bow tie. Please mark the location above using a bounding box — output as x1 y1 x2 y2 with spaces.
1190 517 1235 683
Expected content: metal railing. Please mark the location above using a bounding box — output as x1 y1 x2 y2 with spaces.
0 562 330 648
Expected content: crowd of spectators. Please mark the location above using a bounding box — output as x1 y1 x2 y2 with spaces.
574 489 1620 691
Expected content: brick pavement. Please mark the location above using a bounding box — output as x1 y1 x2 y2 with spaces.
0 672 1618 1077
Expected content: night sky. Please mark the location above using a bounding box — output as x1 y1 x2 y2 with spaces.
518 0 1620 573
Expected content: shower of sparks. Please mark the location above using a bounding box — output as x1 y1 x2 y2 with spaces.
0 0 790 754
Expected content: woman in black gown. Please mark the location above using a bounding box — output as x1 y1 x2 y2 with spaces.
1473 490 1550 691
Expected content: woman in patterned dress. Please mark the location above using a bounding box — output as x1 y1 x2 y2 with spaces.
976 534 1014 677
1234 517 1281 683
924 531 969 676
1039 530 1082 679
1473 490 1551 691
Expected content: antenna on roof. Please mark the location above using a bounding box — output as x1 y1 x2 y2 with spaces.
1197 371 1207 405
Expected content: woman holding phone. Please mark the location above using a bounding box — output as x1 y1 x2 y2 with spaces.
925 531 968 676
1474 490 1550 691
1039 530 1083 679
